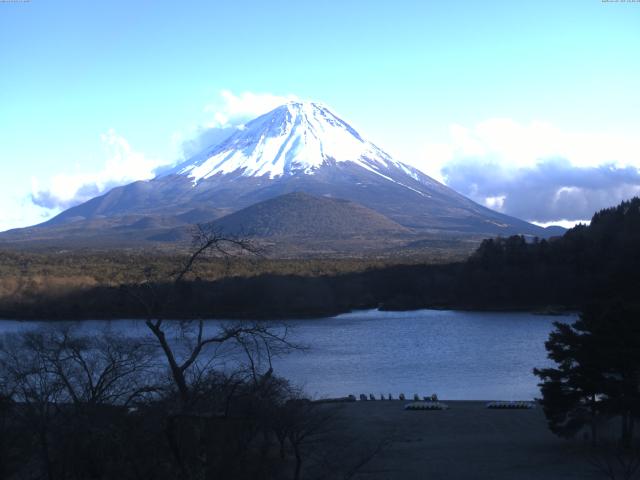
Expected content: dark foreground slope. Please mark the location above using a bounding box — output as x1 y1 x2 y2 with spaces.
331 401 599 480
1 198 638 320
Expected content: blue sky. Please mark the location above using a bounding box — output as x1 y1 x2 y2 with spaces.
1 0 639 230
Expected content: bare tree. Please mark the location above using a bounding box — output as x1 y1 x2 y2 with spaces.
129 225 298 407
17 326 158 408
1 331 68 480
0 326 164 480
0 326 159 409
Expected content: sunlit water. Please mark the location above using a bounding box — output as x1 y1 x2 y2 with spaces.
0 309 575 400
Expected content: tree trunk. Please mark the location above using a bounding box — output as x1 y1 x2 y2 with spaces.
146 321 190 404
293 442 302 480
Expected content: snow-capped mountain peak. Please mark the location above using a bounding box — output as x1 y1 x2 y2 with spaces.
171 101 406 182
12 101 552 243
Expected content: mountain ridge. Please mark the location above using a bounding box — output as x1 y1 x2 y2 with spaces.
1 101 563 252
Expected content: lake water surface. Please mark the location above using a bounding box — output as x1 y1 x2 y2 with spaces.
0 309 575 400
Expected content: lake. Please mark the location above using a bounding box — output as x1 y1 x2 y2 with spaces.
0 309 574 400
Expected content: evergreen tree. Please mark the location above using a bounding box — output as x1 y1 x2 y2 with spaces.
535 303 640 447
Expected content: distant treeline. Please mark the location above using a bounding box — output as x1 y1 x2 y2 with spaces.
2 198 639 320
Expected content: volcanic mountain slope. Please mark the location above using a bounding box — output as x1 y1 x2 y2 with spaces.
1 101 559 250
145 192 416 256
210 192 410 238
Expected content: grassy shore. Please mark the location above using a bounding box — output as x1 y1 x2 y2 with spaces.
330 401 600 480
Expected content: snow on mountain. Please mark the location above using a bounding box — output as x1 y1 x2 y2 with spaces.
169 101 422 185
3 100 557 246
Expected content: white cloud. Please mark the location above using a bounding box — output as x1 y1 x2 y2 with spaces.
24 90 297 221
179 90 299 159
19 90 299 227
532 219 590 229
0 195 54 232
409 119 640 223
30 129 169 210
414 119 640 181
448 119 639 169
203 90 299 128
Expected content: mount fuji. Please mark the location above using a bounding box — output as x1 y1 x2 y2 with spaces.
2 102 559 252
167 102 422 181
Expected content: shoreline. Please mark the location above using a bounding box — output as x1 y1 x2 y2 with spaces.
0 305 578 322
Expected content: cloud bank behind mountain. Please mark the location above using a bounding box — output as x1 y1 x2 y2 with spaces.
415 119 640 225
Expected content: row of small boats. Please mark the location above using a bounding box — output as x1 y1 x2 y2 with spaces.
340 395 536 410
352 393 439 402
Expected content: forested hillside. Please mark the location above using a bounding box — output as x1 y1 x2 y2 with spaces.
461 197 640 308
1 198 638 320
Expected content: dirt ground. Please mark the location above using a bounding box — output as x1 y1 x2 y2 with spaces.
331 401 604 480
